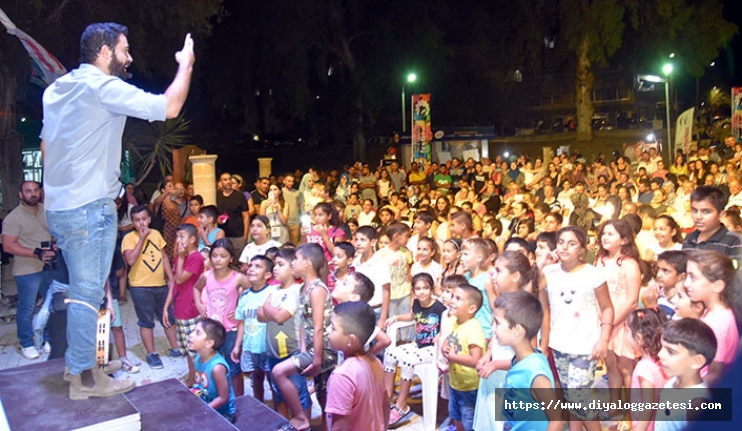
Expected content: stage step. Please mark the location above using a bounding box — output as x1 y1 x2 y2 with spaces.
0 359 140 431
0 359 288 431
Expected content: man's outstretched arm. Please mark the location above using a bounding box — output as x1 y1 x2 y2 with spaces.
164 33 195 119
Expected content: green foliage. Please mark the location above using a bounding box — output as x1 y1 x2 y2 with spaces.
560 0 626 66
123 113 191 186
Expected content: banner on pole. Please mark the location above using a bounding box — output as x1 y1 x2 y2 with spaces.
674 107 694 154
733 87 742 142
411 94 432 169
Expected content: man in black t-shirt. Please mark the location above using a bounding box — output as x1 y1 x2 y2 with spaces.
216 172 249 257
250 177 270 207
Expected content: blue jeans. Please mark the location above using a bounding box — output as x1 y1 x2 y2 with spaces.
46 198 117 374
14 271 53 348
448 388 477 431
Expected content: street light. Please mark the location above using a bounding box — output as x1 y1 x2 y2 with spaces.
401 73 417 133
638 69 673 162
663 63 673 161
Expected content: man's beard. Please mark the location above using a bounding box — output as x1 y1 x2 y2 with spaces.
109 55 132 80
22 196 39 207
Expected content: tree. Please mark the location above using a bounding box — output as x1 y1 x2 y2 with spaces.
559 0 626 141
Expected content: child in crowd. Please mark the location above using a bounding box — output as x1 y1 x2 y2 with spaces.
683 186 742 263
673 283 705 320
441 238 464 272
231 255 276 400
645 215 683 261
182 195 202 227
343 193 363 222
375 231 390 250
238 215 281 271
595 219 642 401
352 226 392 323
683 250 739 385
197 205 224 252
626 308 669 431
540 226 614 430
461 238 497 341
326 302 390 431
655 319 717 431
346 217 360 237
533 232 557 266
121 204 180 369
411 237 442 282
437 274 467 394
272 243 336 431
383 273 446 426
407 210 434 255
257 248 311 418
450 211 475 240
304 202 347 274
376 223 413 332
495 291 561 431
163 224 205 386
442 283 486 431
193 239 250 396
655 250 688 318
188 318 236 422
329 241 355 298
330 271 392 357
474 250 537 431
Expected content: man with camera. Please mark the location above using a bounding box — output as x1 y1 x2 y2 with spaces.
1 181 58 359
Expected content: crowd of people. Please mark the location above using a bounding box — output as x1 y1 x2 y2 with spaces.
9 19 739 431
46 134 735 431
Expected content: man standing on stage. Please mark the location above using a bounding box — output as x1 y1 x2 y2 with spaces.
41 22 195 399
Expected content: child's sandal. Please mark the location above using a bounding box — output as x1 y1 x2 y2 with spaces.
388 405 410 427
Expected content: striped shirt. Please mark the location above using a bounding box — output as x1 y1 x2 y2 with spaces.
682 225 742 269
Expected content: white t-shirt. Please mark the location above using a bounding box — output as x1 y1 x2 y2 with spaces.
357 210 376 227
238 240 282 263
411 261 443 285
543 263 606 355
352 254 391 308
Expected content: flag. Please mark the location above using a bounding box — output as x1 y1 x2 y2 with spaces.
0 7 66 87
412 94 432 169
674 107 694 154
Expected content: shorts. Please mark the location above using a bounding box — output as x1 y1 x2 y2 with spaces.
176 317 199 357
448 387 477 430
289 349 338 395
129 286 175 329
241 351 270 373
268 355 312 410
289 349 338 375
217 330 241 378
110 299 122 328
552 348 597 420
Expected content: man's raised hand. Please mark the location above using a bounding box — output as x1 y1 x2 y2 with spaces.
175 33 195 67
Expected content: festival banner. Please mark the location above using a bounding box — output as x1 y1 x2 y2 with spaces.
0 7 66 87
674 107 694 154
411 94 432 169
733 87 742 142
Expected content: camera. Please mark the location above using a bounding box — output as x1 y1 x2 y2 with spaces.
40 239 58 271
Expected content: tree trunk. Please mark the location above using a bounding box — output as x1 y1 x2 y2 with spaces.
352 94 366 161
575 33 594 142
0 68 22 214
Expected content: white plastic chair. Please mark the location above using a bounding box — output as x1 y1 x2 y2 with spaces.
387 321 440 431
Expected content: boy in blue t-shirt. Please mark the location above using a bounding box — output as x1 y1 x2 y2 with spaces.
231 255 276 403
494 291 561 431
189 318 236 422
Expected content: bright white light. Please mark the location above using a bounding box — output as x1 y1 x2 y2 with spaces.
253 134 260 141
641 74 663 83
646 133 656 142
669 53 676 58
710 61 716 66
20 117 27 122
503 151 510 158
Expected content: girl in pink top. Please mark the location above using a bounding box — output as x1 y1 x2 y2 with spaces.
303 202 346 284
193 239 251 394
684 250 739 386
627 308 669 431
596 220 643 397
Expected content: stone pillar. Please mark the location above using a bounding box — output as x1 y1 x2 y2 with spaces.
258 157 273 178
189 154 218 206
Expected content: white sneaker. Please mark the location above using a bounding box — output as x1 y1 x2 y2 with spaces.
21 346 40 360
41 342 51 354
